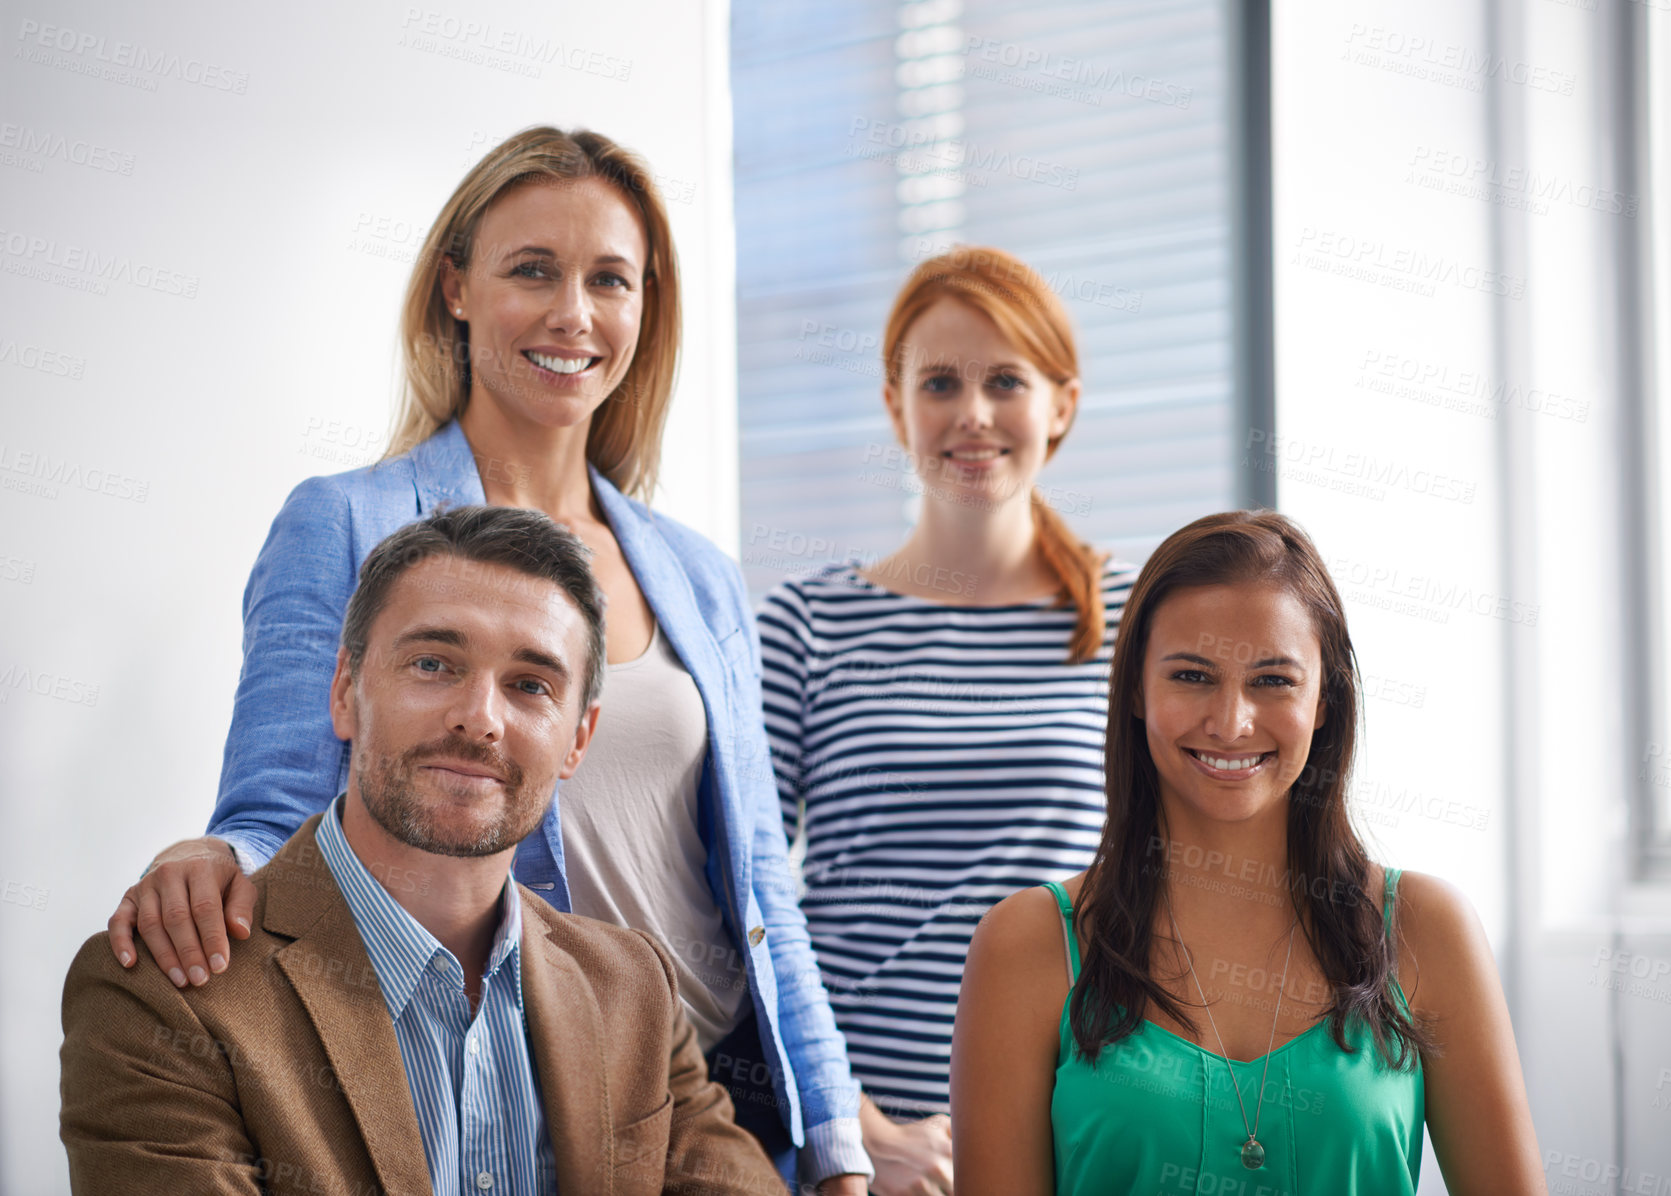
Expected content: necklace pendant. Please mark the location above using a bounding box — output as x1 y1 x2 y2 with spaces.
1240 1137 1266 1169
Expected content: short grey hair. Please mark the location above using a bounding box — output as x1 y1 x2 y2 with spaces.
340 505 606 710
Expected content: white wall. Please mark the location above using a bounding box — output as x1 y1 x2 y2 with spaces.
0 2 735 1191
1274 0 1671 1189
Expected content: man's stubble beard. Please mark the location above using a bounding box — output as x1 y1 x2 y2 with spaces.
356 734 546 858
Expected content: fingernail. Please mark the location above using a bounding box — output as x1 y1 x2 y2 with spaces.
188 966 207 985
209 953 226 972
234 917 250 933
169 968 187 987
118 951 133 967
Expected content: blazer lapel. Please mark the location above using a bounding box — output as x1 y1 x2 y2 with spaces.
588 466 729 722
588 467 751 917
409 418 488 512
521 899 613 1192
266 823 433 1196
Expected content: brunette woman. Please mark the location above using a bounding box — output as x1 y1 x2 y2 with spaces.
952 511 1545 1194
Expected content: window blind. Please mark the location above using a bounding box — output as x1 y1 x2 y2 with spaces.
731 0 1240 595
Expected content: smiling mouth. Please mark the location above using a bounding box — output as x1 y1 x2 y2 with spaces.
943 447 1008 462
524 350 601 377
1186 748 1276 774
420 761 506 785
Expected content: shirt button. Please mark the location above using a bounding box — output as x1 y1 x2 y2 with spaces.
468 1039 480 1055
748 925 765 947
430 957 448 973
476 1172 493 1190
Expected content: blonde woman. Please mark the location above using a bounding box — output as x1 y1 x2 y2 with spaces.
106 126 869 1192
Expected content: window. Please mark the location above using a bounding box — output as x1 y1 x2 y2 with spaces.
730 0 1260 595
1638 0 1671 877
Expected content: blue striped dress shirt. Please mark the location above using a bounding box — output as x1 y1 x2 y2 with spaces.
317 796 556 1195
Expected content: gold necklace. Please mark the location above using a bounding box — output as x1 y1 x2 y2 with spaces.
1163 899 1299 1171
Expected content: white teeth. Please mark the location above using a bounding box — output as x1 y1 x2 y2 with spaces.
527 350 595 375
1191 750 1263 771
949 448 1002 461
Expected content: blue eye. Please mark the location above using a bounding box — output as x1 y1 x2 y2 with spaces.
989 373 1025 392
516 678 550 696
414 657 445 674
922 374 957 394
511 261 551 279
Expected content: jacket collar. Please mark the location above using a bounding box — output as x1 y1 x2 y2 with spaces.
263 816 432 1196
585 457 733 848
409 417 488 512
310 794 524 1024
264 816 593 1193
411 417 641 537
520 906 612 1190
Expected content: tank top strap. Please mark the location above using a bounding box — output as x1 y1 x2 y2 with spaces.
1042 881 1081 984
1382 866 1404 988
1382 867 1402 939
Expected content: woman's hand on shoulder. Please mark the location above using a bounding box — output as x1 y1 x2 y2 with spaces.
1394 870 1547 1194
107 838 258 988
950 883 1075 1196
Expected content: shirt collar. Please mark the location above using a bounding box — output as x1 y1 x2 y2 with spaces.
316 794 522 1020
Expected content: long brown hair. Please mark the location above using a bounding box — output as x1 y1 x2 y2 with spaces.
1069 510 1429 1068
881 245 1106 663
385 126 681 502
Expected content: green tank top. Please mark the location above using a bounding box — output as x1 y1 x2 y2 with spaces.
1045 870 1423 1195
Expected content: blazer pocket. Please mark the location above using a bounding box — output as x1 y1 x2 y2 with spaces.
612 1092 673 1175
715 625 750 670
714 626 756 701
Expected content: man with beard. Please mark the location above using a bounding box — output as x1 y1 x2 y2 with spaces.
59 505 783 1195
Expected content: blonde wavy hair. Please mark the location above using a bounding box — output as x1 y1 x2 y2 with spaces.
384 126 681 501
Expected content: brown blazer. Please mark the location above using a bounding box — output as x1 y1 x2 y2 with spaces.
60 814 786 1195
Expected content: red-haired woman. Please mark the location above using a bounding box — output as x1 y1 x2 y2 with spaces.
757 247 1137 1194
951 511 1545 1194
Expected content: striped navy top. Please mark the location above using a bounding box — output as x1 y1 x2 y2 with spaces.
317 796 555 1195
757 558 1135 1116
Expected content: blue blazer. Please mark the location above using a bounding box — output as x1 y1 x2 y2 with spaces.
208 419 864 1175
